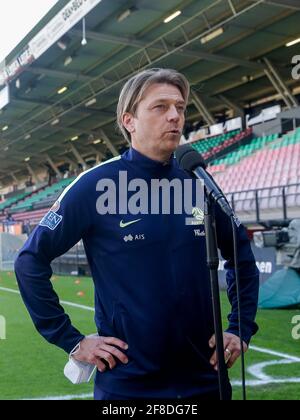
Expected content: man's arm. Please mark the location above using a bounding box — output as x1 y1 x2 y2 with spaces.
208 204 259 370
14 177 91 353
214 204 260 346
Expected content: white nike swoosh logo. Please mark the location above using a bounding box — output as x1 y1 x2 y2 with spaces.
120 219 142 228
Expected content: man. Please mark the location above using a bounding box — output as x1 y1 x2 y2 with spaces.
15 68 259 400
4 211 15 233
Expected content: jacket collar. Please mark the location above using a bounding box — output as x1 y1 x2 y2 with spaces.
123 147 175 170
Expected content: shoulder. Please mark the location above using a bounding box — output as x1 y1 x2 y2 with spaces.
58 156 122 203
81 155 122 181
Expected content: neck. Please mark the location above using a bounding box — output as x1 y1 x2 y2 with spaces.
131 142 172 163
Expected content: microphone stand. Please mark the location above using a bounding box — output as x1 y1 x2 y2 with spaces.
204 190 228 400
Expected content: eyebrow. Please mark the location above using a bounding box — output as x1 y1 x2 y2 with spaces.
149 98 186 106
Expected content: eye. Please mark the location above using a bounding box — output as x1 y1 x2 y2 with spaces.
176 105 186 113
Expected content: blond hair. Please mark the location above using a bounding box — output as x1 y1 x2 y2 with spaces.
117 68 190 142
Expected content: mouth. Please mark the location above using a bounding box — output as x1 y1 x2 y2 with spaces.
166 130 181 135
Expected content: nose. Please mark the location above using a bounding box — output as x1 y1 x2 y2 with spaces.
166 104 180 122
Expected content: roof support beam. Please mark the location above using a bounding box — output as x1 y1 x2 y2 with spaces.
46 154 62 179
95 153 102 164
26 164 42 183
70 29 146 48
227 0 237 15
218 94 245 118
179 49 263 70
260 0 300 11
70 144 87 170
63 157 77 171
11 173 19 183
25 67 92 83
263 57 298 107
13 96 114 119
191 90 215 126
99 130 119 156
89 146 105 164
2 0 265 154
70 29 263 70
12 96 53 108
263 68 291 108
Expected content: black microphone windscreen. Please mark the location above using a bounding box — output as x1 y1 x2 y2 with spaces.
175 144 207 173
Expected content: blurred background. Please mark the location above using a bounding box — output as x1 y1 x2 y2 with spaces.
0 0 299 400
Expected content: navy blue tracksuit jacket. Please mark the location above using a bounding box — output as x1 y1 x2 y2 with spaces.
14 147 259 399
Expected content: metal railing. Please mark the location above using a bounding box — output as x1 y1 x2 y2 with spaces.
227 182 300 223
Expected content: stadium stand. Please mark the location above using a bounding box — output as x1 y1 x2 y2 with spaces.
208 127 300 221
210 132 279 167
0 0 299 285
190 129 240 153
51 241 90 276
9 177 75 213
0 232 27 271
0 191 34 212
190 128 253 161
0 208 48 225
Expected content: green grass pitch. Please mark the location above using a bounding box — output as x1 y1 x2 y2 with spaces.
0 271 299 400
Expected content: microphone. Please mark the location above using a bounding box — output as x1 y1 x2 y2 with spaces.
175 144 234 218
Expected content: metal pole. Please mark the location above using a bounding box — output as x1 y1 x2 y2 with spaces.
204 197 228 400
255 190 260 222
282 187 287 220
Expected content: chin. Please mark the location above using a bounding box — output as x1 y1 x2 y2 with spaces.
166 138 180 150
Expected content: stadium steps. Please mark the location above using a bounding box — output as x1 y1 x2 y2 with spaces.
210 132 279 167
1 208 49 224
203 128 253 161
10 177 75 214
189 129 241 157
0 187 45 214
186 128 253 163
207 128 300 220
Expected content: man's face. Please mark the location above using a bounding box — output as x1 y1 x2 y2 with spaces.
123 83 186 160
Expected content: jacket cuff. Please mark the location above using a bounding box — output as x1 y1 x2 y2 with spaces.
55 328 85 354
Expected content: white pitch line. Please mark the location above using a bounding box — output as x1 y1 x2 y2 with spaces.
249 345 300 362
23 392 93 401
232 378 300 387
247 359 299 381
0 286 94 312
1 285 299 362
60 300 94 312
2 283 300 397
0 286 20 295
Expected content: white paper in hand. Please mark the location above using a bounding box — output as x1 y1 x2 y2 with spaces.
64 335 97 384
64 357 96 384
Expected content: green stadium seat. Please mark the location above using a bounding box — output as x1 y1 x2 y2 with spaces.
10 177 76 213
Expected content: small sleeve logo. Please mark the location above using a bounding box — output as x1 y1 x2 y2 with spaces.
39 211 63 231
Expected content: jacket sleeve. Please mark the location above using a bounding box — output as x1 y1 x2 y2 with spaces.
214 204 260 345
14 176 93 353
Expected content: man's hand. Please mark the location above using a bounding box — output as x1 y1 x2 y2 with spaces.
73 335 129 373
209 332 248 370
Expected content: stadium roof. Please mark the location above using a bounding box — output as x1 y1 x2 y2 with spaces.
0 0 300 186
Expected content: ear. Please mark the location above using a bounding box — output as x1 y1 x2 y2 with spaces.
122 112 136 134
